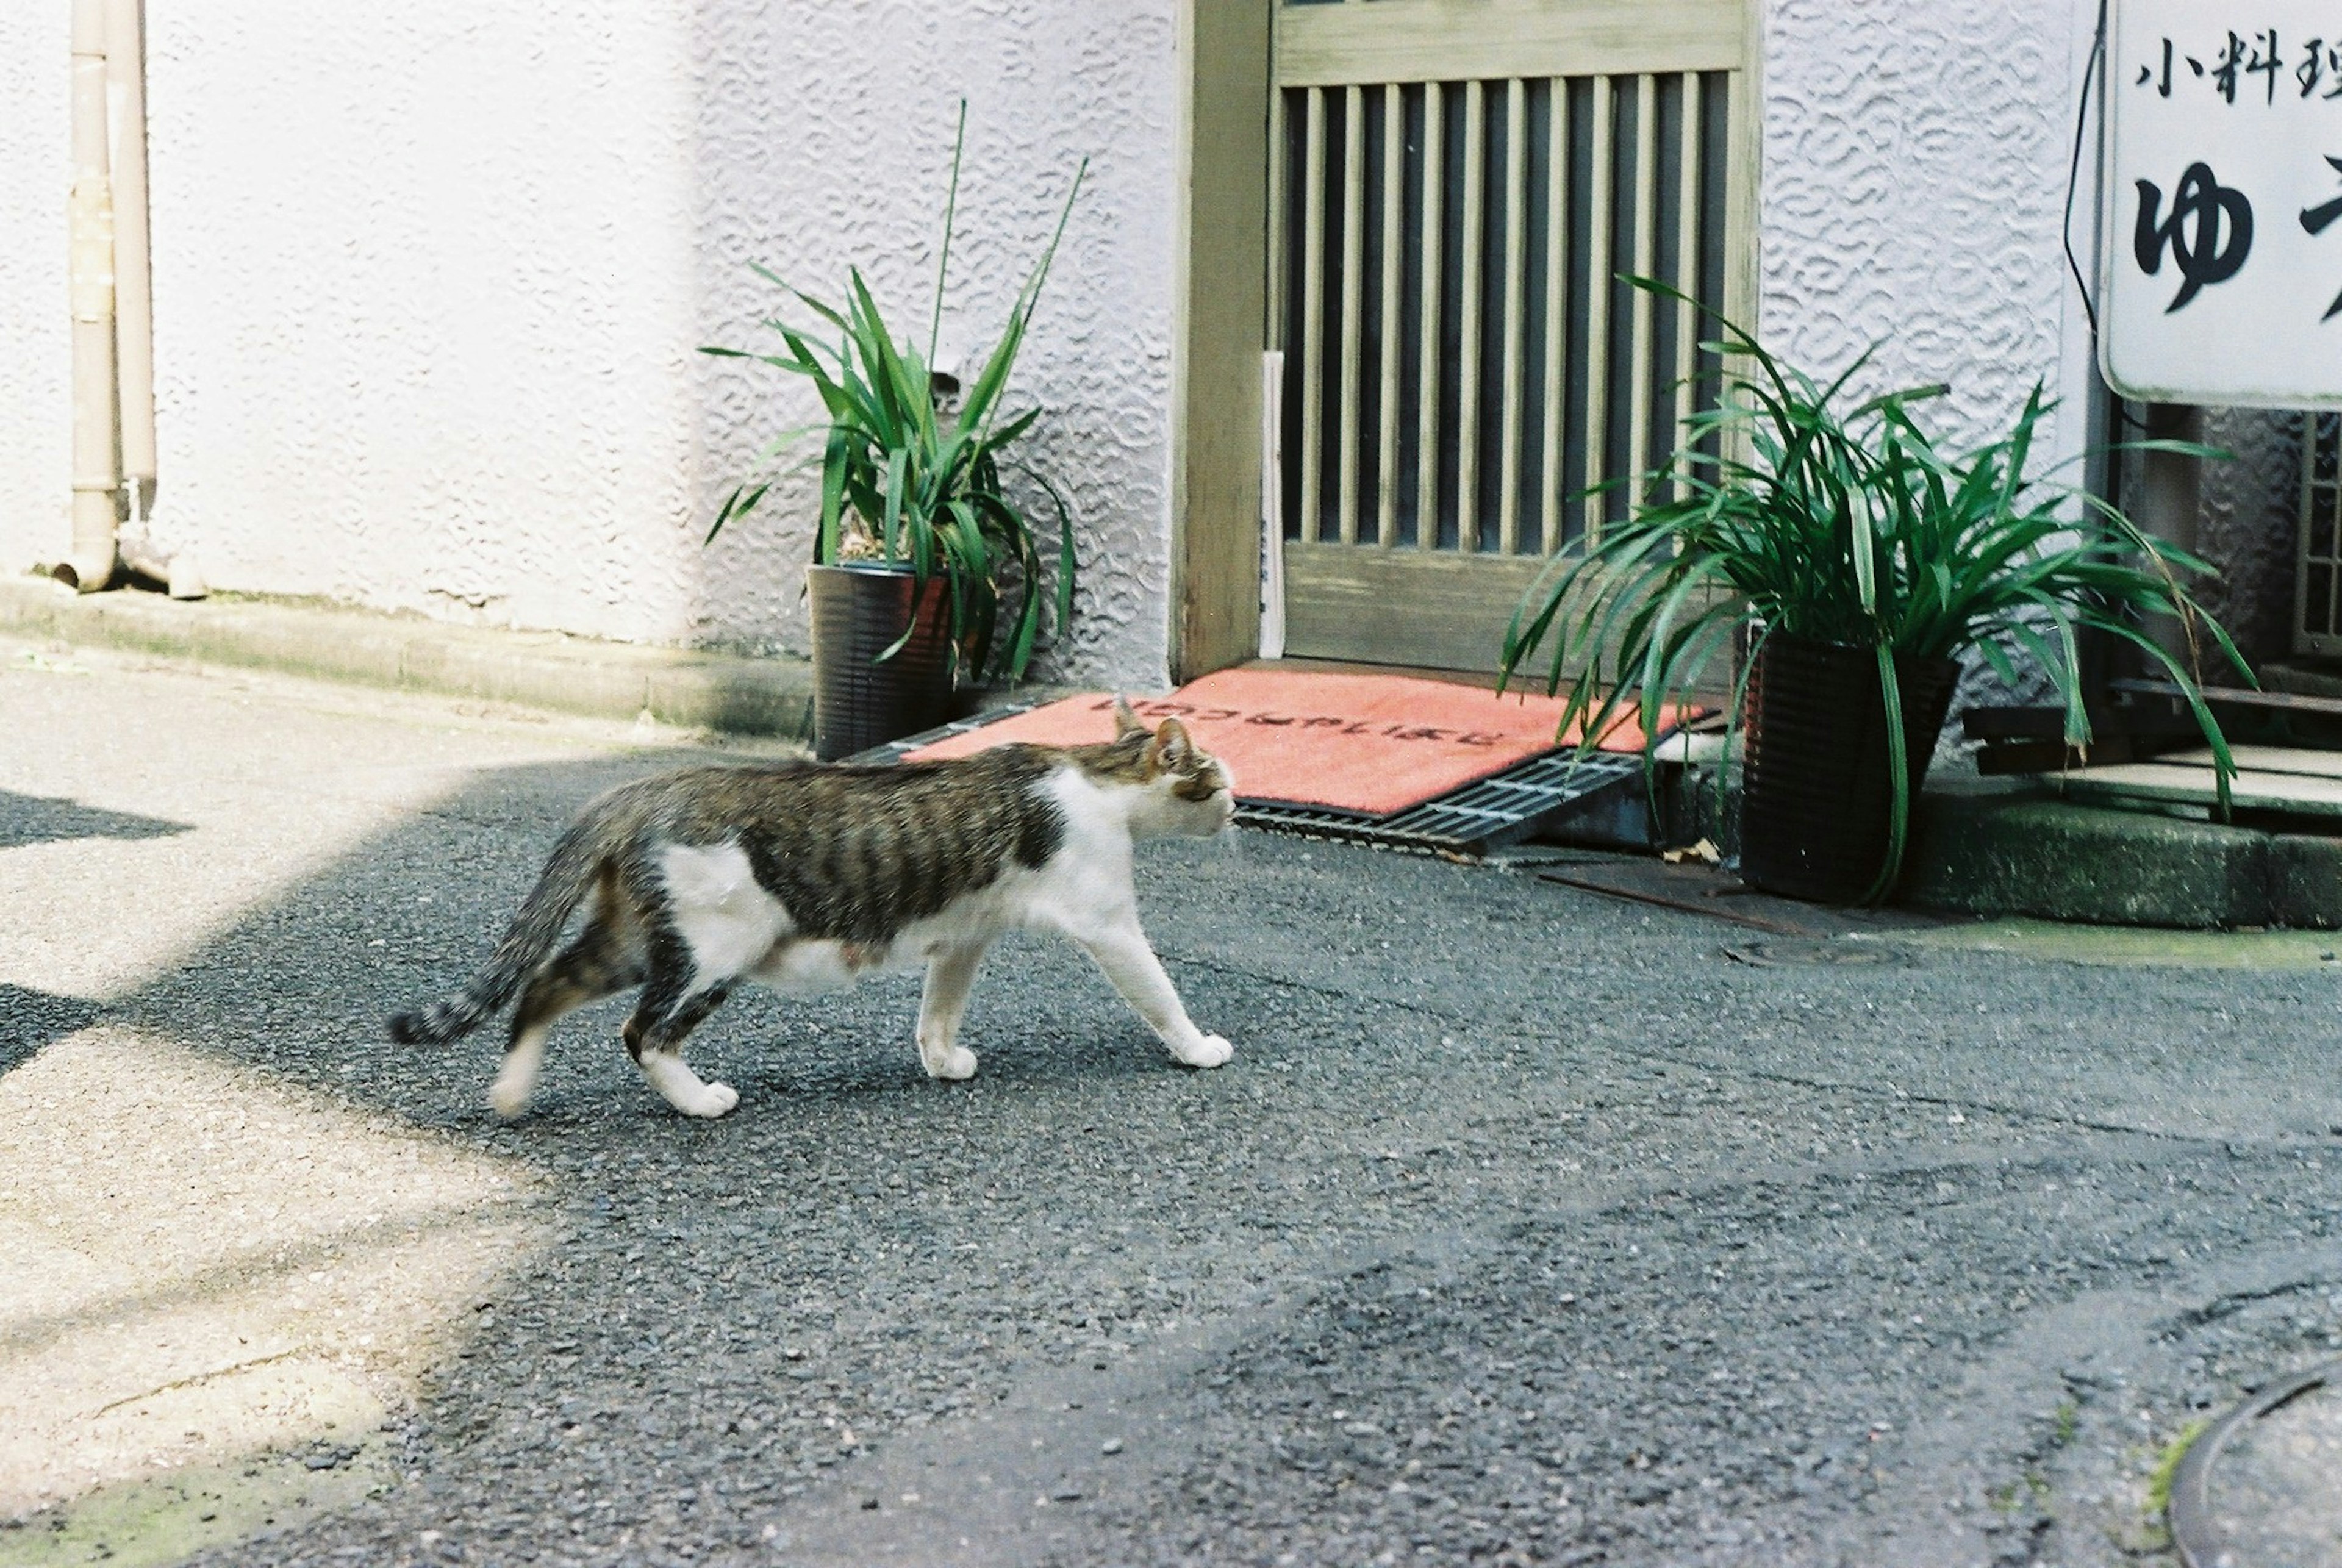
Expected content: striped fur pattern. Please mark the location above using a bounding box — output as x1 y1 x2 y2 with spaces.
388 700 1237 1119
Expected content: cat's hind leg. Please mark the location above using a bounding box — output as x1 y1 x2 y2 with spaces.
1074 915 1233 1069
621 932 740 1119
916 942 988 1081
492 878 644 1119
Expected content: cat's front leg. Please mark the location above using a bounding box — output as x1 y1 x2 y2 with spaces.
916 942 987 1081
1074 917 1233 1069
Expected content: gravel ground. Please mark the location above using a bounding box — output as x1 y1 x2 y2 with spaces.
4 642 2342 1568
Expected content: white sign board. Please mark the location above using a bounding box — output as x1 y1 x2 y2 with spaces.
2100 1 2342 406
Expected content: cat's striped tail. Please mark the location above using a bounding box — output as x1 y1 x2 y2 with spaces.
388 820 606 1047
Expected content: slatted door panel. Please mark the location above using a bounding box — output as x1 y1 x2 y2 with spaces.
1272 0 1755 673
2300 412 2342 656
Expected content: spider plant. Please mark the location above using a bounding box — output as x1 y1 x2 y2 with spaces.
702 104 1087 685
1501 279 2247 898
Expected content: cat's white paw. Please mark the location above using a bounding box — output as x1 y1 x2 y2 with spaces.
640 1053 738 1119
487 1031 546 1120
924 1046 979 1082
485 1074 532 1121
683 1081 740 1119
1176 1034 1234 1069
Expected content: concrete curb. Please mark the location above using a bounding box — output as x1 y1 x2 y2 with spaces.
0 575 816 737
1903 775 2342 930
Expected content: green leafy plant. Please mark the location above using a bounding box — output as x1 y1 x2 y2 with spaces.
1500 279 2247 895
702 104 1087 684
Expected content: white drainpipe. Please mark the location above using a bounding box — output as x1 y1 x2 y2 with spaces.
107 0 154 512
65 0 119 593
62 0 198 597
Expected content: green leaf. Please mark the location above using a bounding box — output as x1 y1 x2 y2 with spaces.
1499 275 2248 878
699 116 1084 675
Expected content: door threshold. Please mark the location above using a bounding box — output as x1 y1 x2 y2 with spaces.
1239 656 1509 692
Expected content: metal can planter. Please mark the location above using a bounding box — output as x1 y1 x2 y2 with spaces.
806 563 953 761
1736 633 1961 904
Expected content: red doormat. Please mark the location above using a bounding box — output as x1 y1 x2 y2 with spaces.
905 667 1691 818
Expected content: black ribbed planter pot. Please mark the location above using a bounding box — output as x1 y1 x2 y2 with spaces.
1736 633 1961 904
806 563 953 761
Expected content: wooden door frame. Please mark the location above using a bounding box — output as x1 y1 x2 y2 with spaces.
1169 0 1272 684
1169 0 1764 683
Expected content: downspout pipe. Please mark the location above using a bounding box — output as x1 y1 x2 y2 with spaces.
107 0 154 515
59 0 195 597
65 0 119 593
104 0 200 597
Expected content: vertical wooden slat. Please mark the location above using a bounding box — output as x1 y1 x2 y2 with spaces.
2293 419 2313 643
1498 77 1527 556
1299 88 1327 544
1625 73 1658 500
2330 446 2342 634
1580 74 1614 543
2329 476 2340 635
1338 84 1366 545
2331 423 2342 637
1724 60 1760 379
1377 84 1403 546
1456 81 1486 553
1671 72 1703 501
2332 418 2342 548
1415 81 1444 550
1541 77 1570 554
2304 421 2323 646
1267 87 1287 348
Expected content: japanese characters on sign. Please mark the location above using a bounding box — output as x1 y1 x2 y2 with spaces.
2101 1 2342 406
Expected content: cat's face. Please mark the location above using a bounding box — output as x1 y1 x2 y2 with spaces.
1097 700 1237 837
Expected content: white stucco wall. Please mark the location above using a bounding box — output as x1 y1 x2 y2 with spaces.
0 1 1178 686
0 14 70 579
689 2 1179 681
1758 0 2091 464
4 2 2122 687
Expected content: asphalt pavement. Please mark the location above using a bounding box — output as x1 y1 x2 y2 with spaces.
4 637 2341 1568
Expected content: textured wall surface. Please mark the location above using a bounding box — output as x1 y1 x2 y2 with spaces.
0 1 1176 685
1758 0 2082 459
689 1 1178 681
1762 0 2095 730
91 5 701 645
2 2 2305 689
1757 1 2300 711
0 10 70 577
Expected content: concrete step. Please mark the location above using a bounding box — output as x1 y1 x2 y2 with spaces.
1903 774 2342 930
0 574 815 738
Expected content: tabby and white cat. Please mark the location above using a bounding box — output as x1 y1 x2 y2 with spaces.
390 700 1237 1119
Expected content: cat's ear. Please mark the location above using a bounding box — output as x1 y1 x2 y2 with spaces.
1151 718 1195 770
1113 695 1147 739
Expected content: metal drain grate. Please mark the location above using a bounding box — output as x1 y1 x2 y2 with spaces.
854 709 1647 858
1237 750 1644 857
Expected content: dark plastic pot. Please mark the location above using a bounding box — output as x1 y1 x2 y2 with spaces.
806 563 953 761
1736 633 1961 904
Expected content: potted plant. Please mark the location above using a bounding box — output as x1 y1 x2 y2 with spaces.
1501 282 2247 904
703 106 1086 760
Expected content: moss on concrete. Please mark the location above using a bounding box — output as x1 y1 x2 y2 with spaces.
0 1439 395 1568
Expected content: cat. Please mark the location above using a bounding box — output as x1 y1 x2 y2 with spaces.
389 698 1237 1120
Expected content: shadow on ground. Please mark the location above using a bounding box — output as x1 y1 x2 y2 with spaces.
0 790 189 851
0 985 101 1075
